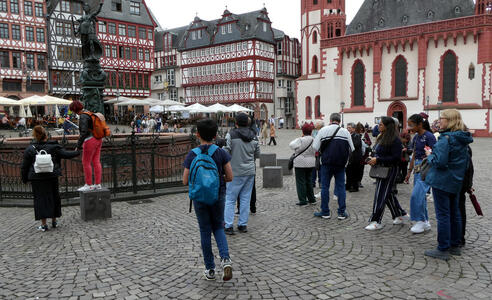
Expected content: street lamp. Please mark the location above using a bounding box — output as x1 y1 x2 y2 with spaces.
340 101 345 127
437 99 443 119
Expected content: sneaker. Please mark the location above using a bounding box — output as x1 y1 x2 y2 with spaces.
37 225 48 232
77 184 93 192
365 222 384 231
314 212 331 219
449 246 462 256
315 192 321 199
237 225 248 233
203 269 216 280
224 227 235 235
52 221 57 229
424 221 431 231
424 249 450 261
221 258 233 281
295 202 308 206
93 184 102 190
308 201 317 205
337 211 349 220
393 214 410 225
410 221 430 234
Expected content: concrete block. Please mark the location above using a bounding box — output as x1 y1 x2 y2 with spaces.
260 153 277 168
263 166 283 188
276 158 293 175
80 188 112 221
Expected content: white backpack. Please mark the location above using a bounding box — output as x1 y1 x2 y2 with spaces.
33 146 54 174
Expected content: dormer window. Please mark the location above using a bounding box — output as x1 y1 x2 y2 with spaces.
111 0 122 12
221 26 226 35
197 30 202 39
454 6 461 15
263 22 267 32
227 23 232 33
130 1 140 15
191 31 196 40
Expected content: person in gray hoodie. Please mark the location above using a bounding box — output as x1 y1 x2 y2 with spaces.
223 113 260 235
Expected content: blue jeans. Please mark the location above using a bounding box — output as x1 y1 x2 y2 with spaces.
193 195 230 270
320 165 346 215
312 168 321 186
410 160 430 222
432 187 462 251
225 175 255 228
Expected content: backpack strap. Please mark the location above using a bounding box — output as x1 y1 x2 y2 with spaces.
191 147 201 156
207 144 219 157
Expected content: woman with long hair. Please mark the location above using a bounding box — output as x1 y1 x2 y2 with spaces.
365 117 408 230
405 114 436 233
21 126 79 231
424 109 473 261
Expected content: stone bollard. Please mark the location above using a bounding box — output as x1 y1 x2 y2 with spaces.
80 188 112 221
260 153 277 168
276 158 293 176
263 166 283 188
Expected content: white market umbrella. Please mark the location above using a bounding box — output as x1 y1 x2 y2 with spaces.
184 103 209 113
207 103 233 113
117 98 153 106
149 105 164 113
105 96 137 104
26 106 33 118
19 105 27 118
42 95 72 105
167 105 188 112
160 99 183 106
9 106 15 116
55 105 61 118
228 104 253 112
0 96 21 106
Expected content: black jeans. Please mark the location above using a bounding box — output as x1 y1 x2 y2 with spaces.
346 163 359 191
459 191 467 245
268 137 277 146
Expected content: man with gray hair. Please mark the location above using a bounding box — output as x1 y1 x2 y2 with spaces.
313 113 354 220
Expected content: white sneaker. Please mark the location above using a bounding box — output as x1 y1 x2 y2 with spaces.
315 192 321 199
393 214 410 225
77 184 94 192
410 221 430 234
424 221 431 231
365 221 384 231
93 184 102 190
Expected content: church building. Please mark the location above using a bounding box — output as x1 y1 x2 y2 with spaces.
297 0 492 136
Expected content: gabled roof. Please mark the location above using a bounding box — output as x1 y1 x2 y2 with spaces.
346 0 475 35
98 0 156 27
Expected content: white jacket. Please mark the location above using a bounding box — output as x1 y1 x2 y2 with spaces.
289 136 316 168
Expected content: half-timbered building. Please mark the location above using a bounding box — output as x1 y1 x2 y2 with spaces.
297 0 492 136
0 0 48 99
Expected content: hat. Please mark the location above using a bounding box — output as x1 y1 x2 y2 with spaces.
236 113 249 127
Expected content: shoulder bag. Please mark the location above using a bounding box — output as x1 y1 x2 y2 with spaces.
288 139 313 170
316 126 341 170
369 165 391 179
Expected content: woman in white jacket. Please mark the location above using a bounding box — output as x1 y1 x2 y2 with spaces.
289 123 317 206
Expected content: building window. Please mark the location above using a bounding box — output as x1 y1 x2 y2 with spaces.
305 97 312 119
441 51 457 102
313 0 318 4
263 22 267 32
144 50 150 61
10 0 19 14
125 47 130 60
139 27 146 39
393 56 407 97
63 22 72 36
312 31 317 44
352 60 365 106
34 2 43 16
130 1 140 15
132 48 137 60
56 21 63 35
0 23 8 38
24 1 33 15
111 0 122 12
227 23 232 33
0 51 9 67
118 24 126 36
61 0 70 12
11 25 21 40
37 54 46 70
72 2 82 14
111 46 117 58
0 0 6 12
108 23 116 35
26 53 34 70
468 63 475 80
128 26 136 38
147 29 153 40
191 31 196 40
138 48 143 60
311 56 318 73
25 26 34 41
167 69 175 86
315 96 321 118
98 22 106 33
104 45 110 57
169 88 177 101
12 52 21 68
36 28 45 42
197 29 202 39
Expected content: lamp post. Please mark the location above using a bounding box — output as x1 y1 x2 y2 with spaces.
437 99 443 119
426 96 430 116
340 101 345 127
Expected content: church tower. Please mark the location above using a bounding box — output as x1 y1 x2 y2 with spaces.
322 0 346 39
475 0 492 15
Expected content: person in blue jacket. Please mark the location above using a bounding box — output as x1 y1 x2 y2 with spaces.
424 109 473 261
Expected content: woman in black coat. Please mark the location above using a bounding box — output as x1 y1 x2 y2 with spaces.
21 126 79 231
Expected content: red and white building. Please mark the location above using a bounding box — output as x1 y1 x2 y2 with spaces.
297 0 492 136
0 0 48 99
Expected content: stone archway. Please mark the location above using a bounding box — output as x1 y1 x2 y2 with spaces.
387 101 407 131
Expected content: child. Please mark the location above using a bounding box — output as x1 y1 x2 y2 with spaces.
268 123 277 146
182 119 234 281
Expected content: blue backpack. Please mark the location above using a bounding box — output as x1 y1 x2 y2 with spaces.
188 145 220 212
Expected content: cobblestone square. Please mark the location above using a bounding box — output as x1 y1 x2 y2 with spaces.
0 130 491 300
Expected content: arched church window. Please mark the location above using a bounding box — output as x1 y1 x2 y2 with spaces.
305 97 312 119
442 51 457 102
468 63 475 80
312 56 318 73
315 96 321 118
394 56 407 97
352 60 365 106
312 31 317 44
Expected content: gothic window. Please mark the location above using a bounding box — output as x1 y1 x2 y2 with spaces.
442 51 457 102
312 31 317 44
394 56 407 97
315 96 321 118
311 56 318 73
305 97 312 119
469 64 475 80
352 60 365 106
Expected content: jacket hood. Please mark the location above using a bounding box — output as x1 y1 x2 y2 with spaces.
234 127 256 142
442 131 473 145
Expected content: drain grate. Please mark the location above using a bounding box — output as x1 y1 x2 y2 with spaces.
127 199 154 205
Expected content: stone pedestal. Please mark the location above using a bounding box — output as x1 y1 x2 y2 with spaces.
80 188 112 221
276 158 293 175
263 166 283 188
260 153 277 168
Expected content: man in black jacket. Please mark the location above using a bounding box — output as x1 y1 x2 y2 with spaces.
346 123 362 192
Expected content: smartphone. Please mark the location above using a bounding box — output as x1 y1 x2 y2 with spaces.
365 157 372 164
424 146 432 153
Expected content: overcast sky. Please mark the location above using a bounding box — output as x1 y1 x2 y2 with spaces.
146 0 365 39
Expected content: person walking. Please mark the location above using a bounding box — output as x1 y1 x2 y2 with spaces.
261 121 269 145
313 113 354 220
405 114 436 233
366 117 408 230
357 122 371 188
21 126 79 231
224 113 260 235
268 123 277 146
424 109 473 261
289 123 316 206
345 123 363 193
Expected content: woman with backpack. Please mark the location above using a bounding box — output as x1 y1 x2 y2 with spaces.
21 126 79 231
70 100 108 192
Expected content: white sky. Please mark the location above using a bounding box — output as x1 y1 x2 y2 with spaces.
146 0 365 39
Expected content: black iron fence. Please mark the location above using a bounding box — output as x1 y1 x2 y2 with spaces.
0 132 196 203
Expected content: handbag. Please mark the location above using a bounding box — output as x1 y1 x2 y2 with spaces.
288 139 313 170
415 158 431 181
369 165 391 179
32 146 54 174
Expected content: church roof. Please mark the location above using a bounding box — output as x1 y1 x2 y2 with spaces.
346 0 475 35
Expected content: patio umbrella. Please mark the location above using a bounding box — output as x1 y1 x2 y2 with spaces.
207 103 233 113
167 105 188 112
228 104 253 112
26 106 33 118
9 106 14 116
184 103 209 113
55 105 61 118
160 99 183 106
105 96 138 104
19 105 27 118
41 95 72 105
0 96 20 106
149 105 164 113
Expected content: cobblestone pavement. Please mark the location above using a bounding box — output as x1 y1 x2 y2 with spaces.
0 130 491 299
